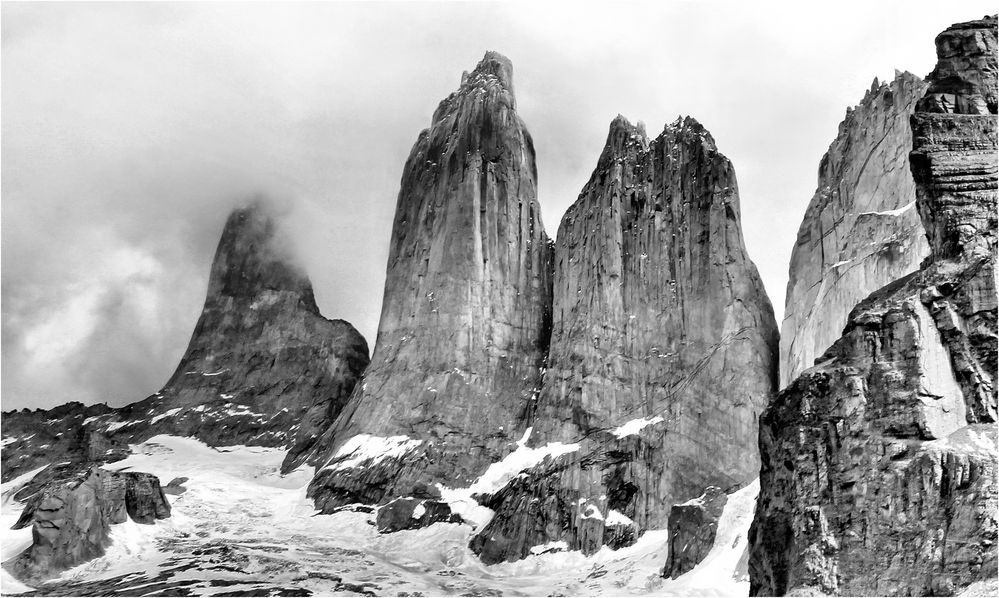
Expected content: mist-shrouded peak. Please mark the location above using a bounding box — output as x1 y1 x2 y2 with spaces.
206 200 318 314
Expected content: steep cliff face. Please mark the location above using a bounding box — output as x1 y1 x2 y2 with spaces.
307 52 554 512
781 72 930 388
469 116 778 563
1 202 370 482
749 16 998 596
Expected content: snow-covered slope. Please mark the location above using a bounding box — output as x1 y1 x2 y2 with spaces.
1 436 756 596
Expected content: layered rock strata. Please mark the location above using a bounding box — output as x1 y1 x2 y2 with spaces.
7 468 171 581
781 72 931 387
470 116 778 562
308 52 554 511
749 16 998 596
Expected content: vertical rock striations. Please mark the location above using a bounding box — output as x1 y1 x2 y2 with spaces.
307 52 554 511
470 116 778 563
781 72 931 388
749 16 998 596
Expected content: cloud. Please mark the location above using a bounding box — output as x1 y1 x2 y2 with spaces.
2 1 992 409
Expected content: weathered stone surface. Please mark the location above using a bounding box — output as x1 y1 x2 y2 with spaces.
781 72 931 387
910 16 998 263
308 52 553 513
375 498 463 533
663 486 728 579
749 16 998 596
469 116 777 562
1 202 370 483
7 468 171 582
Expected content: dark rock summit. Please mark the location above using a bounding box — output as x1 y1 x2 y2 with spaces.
749 16 998 596
307 52 554 512
781 72 930 387
2 201 370 482
469 115 778 562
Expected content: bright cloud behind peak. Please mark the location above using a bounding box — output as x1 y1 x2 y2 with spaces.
2 1 991 410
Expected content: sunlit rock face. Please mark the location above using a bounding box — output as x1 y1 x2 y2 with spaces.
469 115 778 563
750 16 998 597
780 72 930 388
307 52 554 512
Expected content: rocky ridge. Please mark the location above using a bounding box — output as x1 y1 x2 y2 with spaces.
749 15 998 596
781 72 931 387
468 115 778 563
307 52 554 512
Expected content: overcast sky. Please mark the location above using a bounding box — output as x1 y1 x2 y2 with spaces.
2 1 992 411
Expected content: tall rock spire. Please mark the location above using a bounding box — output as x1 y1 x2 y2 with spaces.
470 115 779 562
307 52 554 511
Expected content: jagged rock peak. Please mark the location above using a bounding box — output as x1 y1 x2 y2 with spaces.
206 199 317 312
593 115 649 172
465 50 514 94
664 115 718 152
918 15 997 115
434 51 516 123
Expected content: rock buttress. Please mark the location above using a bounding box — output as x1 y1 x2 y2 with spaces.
307 52 554 511
781 72 930 387
470 116 778 563
749 15 998 596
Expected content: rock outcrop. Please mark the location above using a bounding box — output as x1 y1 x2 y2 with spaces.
469 116 778 562
374 498 463 533
307 52 554 512
1 201 370 483
7 468 171 582
749 16 998 596
663 486 728 579
781 72 930 388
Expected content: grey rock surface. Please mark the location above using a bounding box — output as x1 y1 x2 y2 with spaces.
7 468 171 582
469 115 778 563
780 72 931 387
749 15 998 596
308 52 554 513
